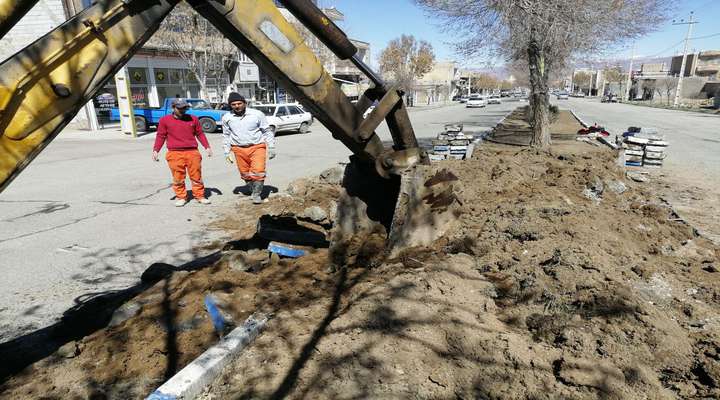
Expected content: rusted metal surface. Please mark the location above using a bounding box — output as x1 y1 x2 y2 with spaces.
387 165 462 255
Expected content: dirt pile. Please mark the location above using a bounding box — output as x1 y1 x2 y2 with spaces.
2 145 719 399
0 172 344 399
489 106 586 146
200 143 720 399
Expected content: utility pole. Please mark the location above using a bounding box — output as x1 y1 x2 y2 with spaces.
673 12 697 107
624 42 636 102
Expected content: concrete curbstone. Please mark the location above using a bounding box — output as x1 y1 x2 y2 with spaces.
146 313 268 400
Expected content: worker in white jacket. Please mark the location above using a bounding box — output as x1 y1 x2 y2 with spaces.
222 92 276 204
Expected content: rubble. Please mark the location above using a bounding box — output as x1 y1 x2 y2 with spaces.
318 166 345 185
300 206 328 223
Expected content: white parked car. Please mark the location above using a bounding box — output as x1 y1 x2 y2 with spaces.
488 95 502 105
466 95 487 108
253 103 313 134
556 92 569 100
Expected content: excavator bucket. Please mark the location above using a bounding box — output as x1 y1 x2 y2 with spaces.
329 157 462 267
0 0 459 268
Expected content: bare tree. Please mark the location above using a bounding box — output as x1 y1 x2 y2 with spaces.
470 72 500 93
573 71 592 94
500 80 514 90
414 0 673 148
379 35 435 98
655 77 678 106
603 66 624 95
152 3 237 101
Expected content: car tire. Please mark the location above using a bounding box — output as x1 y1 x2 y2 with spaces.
298 122 309 134
269 125 277 135
134 116 147 133
199 117 216 133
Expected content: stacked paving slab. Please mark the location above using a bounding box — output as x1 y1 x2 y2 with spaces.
429 124 476 161
622 127 668 168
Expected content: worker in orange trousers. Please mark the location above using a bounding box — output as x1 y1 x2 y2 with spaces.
152 98 213 206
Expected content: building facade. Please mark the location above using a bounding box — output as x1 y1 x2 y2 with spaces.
1 0 371 130
413 62 459 105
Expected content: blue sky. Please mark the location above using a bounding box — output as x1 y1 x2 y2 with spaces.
322 0 720 67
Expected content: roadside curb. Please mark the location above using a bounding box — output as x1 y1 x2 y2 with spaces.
146 313 268 400
407 102 455 112
568 108 589 128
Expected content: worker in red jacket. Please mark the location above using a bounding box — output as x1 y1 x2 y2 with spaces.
152 99 213 206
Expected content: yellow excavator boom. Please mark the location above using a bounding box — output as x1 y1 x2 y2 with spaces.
0 0 424 193
0 0 455 255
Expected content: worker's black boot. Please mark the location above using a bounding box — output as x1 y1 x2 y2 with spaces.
252 181 264 204
243 180 252 196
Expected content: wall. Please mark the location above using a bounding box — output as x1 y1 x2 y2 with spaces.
670 54 697 77
0 0 66 60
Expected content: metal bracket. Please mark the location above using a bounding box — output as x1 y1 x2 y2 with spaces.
375 147 427 179
354 88 401 141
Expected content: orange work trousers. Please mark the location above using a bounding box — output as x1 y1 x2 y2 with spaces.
166 149 205 200
231 143 267 182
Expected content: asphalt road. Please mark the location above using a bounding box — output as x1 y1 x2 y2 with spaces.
0 101 517 342
561 98 719 190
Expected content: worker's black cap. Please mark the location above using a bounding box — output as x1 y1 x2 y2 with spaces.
171 98 190 108
228 92 246 104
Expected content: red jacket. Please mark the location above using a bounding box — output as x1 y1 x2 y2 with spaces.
153 114 210 152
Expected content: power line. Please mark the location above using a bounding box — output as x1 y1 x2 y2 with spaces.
644 39 686 59
690 32 720 40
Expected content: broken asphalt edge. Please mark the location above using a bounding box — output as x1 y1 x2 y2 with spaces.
146 313 268 400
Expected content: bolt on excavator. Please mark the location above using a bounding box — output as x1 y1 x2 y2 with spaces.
0 0 460 261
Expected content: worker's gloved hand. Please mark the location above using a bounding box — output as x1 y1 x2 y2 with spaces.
268 147 276 160
225 154 234 164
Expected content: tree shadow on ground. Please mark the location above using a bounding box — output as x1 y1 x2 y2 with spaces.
0 248 221 382
214 247 641 399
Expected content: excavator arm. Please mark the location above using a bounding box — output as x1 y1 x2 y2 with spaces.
0 0 455 255
0 0 424 192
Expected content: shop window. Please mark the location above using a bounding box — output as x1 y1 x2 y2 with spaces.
154 68 170 84
157 86 186 102
128 67 148 85
130 86 150 108
185 70 199 84
169 69 184 84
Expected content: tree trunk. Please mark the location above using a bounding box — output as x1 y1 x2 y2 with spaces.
527 42 551 148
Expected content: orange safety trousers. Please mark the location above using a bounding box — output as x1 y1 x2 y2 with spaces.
231 143 267 182
166 149 205 200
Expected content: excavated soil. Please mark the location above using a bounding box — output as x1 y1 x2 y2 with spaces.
489 106 586 146
200 143 720 400
2 142 720 399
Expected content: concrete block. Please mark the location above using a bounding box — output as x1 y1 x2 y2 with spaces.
146 313 268 400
